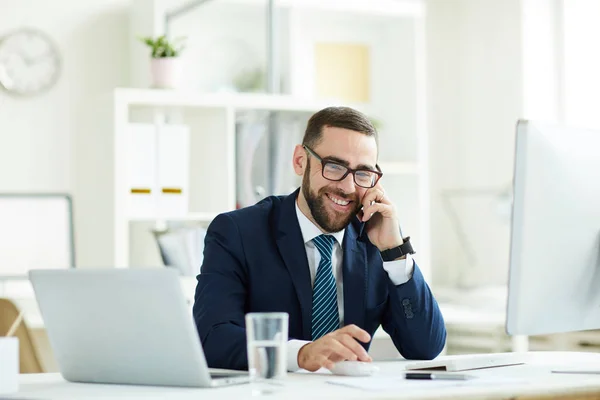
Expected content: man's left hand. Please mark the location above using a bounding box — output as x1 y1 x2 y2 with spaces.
358 183 404 252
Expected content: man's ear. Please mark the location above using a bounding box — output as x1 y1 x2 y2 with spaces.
292 145 306 176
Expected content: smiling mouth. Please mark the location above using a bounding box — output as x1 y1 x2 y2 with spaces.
326 193 351 207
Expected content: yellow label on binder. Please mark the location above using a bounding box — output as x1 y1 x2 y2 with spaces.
162 188 183 194
130 188 151 194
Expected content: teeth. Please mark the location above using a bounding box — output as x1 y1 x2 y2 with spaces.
328 194 349 206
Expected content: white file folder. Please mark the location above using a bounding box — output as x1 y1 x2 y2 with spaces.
157 124 190 216
126 123 157 218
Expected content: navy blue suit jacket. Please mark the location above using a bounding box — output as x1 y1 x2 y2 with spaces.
193 189 446 370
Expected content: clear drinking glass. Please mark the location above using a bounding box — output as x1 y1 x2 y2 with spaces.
245 312 289 394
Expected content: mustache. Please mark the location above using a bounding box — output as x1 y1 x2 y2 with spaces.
318 187 358 202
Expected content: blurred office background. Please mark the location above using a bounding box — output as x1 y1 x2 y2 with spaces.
1 0 600 373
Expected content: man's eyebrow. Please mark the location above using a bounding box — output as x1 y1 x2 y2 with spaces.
325 156 350 166
324 156 376 171
356 163 377 171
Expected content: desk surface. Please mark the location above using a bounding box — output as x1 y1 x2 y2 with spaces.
6 352 600 400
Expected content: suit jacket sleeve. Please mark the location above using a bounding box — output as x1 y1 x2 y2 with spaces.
381 262 447 360
193 213 249 370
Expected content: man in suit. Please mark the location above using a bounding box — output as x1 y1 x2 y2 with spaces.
193 107 446 372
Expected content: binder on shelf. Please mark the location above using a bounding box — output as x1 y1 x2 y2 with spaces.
157 124 190 217
153 225 206 277
126 123 157 218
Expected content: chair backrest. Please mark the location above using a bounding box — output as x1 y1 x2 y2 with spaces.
0 298 44 373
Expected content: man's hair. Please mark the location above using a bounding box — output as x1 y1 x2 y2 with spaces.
302 106 378 149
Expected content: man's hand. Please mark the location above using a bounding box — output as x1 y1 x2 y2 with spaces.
297 325 373 372
358 183 404 252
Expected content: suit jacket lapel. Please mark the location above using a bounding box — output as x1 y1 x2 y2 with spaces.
342 219 367 329
274 189 313 340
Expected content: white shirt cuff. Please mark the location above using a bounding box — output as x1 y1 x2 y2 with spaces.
287 339 311 371
382 253 414 285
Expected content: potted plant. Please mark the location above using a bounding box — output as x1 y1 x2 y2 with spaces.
139 35 186 89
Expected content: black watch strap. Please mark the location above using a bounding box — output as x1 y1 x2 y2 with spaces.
380 237 415 262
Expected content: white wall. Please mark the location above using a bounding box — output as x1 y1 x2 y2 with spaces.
0 0 129 267
521 0 563 123
563 0 600 129
426 0 524 287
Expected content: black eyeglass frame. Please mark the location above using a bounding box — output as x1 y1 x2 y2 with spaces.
303 145 383 188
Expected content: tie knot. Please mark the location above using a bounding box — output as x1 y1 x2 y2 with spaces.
313 234 336 258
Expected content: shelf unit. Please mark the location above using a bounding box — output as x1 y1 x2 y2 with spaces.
116 88 316 266
127 212 218 223
115 87 370 112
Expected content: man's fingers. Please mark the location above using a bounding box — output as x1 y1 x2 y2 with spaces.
339 324 371 343
316 354 335 370
333 325 372 361
324 338 358 361
362 203 393 222
301 326 373 372
361 188 388 208
329 353 346 363
372 183 390 204
338 333 372 362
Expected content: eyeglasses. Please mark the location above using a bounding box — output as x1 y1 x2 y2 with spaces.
303 145 383 189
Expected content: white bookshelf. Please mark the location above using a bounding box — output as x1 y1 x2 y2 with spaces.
113 89 328 266
115 87 370 113
127 213 218 224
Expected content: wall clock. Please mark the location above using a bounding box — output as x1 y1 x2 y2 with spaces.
0 28 62 96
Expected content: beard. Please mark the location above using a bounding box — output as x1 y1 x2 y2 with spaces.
301 162 362 233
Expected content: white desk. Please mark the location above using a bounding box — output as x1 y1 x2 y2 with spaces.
5 352 600 400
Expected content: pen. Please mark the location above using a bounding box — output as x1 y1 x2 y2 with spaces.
405 372 472 381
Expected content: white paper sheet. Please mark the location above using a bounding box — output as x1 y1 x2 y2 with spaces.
326 376 526 392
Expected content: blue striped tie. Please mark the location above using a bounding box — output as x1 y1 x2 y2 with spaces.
311 234 340 340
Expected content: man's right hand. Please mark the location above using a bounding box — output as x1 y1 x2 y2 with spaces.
297 324 373 372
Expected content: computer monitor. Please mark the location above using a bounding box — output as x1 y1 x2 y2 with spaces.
506 119 600 336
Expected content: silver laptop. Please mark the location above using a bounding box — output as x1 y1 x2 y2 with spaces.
29 268 249 388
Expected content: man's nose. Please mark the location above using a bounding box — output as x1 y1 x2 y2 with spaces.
337 172 356 194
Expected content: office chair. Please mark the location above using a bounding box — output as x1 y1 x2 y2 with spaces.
0 298 44 373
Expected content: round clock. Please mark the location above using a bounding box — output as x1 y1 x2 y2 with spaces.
0 28 62 96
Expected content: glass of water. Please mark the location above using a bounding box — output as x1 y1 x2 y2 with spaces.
245 312 289 394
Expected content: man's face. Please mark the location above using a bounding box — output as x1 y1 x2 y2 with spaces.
300 126 378 233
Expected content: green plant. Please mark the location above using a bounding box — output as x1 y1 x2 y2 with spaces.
139 35 186 58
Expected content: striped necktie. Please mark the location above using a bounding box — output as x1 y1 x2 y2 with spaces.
311 234 340 340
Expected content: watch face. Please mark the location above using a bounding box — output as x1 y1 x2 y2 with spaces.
0 28 61 96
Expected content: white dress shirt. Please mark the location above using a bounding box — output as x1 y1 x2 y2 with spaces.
287 202 415 371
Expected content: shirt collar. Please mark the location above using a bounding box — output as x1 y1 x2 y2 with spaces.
295 199 345 246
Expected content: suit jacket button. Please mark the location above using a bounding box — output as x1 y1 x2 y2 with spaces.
406 311 414 319
402 299 410 306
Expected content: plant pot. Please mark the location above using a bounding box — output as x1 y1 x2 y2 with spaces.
150 57 182 89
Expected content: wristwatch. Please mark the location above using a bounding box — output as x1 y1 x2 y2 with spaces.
380 237 415 262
